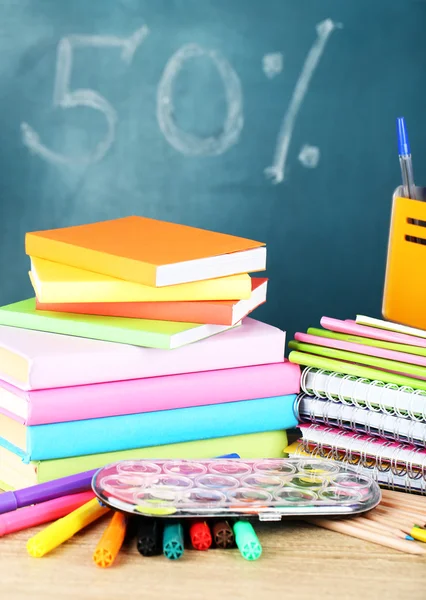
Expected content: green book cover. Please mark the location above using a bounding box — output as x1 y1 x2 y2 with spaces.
288 340 426 380
288 350 426 391
307 327 426 358
0 431 288 487
0 298 236 349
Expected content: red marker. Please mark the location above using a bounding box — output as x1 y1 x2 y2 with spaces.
189 521 212 551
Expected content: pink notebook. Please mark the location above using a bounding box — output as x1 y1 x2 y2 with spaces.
295 332 426 368
0 317 285 390
320 317 426 349
0 361 300 425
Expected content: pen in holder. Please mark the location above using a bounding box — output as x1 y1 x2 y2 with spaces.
383 185 426 330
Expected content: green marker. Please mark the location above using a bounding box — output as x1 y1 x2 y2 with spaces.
233 521 262 561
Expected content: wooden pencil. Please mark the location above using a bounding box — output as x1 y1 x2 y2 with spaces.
381 489 426 508
307 518 426 555
352 516 408 540
366 510 415 533
381 497 426 517
376 504 425 525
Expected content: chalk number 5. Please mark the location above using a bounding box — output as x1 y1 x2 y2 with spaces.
21 27 149 165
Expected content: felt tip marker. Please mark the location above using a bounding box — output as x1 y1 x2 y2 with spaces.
93 511 128 568
27 498 109 558
136 518 163 556
189 521 212 551
212 520 235 549
163 522 184 560
233 521 262 561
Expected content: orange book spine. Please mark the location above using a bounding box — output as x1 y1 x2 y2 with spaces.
36 298 233 325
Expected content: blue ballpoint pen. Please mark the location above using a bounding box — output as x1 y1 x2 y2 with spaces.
397 117 417 200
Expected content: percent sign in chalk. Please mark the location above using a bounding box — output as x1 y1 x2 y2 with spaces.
21 18 341 184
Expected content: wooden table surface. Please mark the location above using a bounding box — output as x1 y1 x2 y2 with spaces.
2 518 426 600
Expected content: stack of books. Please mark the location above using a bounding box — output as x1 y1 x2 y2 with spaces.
286 314 426 494
0 216 300 489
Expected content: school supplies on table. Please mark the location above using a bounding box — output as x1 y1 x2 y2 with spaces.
0 298 239 349
0 491 94 536
0 317 285 390
289 315 426 495
36 278 268 326
92 457 381 519
29 257 253 303
93 511 128 568
1 215 293 513
0 361 300 426
26 497 110 557
0 432 281 489
25 215 266 286
0 394 298 461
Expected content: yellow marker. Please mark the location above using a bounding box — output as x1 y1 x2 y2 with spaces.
27 498 109 558
93 511 127 568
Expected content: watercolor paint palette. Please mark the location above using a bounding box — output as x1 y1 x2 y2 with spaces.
92 458 381 520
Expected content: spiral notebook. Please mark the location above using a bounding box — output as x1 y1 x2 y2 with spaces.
284 439 426 495
296 393 426 446
297 423 426 494
299 366 426 421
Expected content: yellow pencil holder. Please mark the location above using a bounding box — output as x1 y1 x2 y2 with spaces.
383 185 426 329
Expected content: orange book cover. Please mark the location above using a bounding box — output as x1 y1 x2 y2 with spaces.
26 216 266 287
36 279 268 326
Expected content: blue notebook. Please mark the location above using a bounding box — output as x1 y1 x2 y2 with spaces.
0 394 297 462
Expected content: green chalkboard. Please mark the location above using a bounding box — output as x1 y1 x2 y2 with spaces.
1 0 425 339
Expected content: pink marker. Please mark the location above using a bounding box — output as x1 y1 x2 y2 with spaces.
0 490 95 537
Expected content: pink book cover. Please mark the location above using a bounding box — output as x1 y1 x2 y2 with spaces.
0 317 285 391
0 360 300 425
295 332 426 368
320 317 426 349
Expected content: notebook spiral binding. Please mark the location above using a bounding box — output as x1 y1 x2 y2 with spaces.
300 367 426 421
299 425 426 482
296 392 426 446
295 438 426 494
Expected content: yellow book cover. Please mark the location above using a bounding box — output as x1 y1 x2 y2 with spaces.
29 257 252 303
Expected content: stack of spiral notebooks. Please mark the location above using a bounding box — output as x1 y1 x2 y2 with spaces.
286 314 426 494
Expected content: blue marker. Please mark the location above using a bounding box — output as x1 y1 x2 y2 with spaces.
397 117 417 200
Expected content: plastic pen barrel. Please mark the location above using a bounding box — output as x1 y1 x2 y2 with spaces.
163 522 184 560
233 521 262 561
212 520 234 549
0 491 94 537
189 521 212 551
136 518 163 556
93 511 127 568
27 498 109 558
